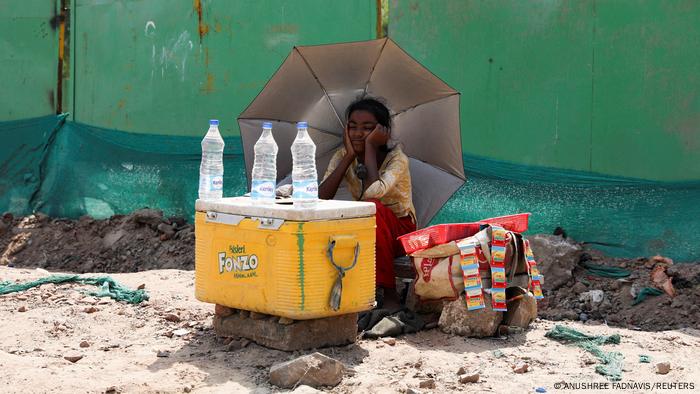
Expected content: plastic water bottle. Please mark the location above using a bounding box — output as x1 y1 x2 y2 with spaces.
198 119 225 200
251 121 278 204
291 121 318 208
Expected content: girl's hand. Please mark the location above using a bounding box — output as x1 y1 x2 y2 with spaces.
343 125 356 158
365 124 389 148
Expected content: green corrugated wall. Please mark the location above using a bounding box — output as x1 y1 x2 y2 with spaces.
70 0 377 138
390 0 700 182
0 0 59 120
1 0 377 137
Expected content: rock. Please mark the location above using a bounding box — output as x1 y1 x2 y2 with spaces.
130 208 164 227
579 313 589 322
172 329 190 337
64 355 83 363
250 311 268 320
439 293 503 337
291 385 322 394
269 352 345 389
157 350 170 358
572 282 587 294
163 313 180 322
157 223 175 237
226 339 251 352
502 287 537 328
579 290 605 305
513 363 529 373
406 389 423 394
278 317 294 325
419 379 436 389
137 283 146 290
656 362 671 375
84 306 99 314
382 338 396 346
102 229 127 248
1 212 13 223
17 306 27 312
457 366 467 375
529 234 582 291
79 341 90 348
459 373 480 383
0 220 8 235
215 304 234 318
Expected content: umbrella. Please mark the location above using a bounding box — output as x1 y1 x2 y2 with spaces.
238 38 464 228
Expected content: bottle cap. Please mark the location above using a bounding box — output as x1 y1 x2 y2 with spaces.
209 119 219 126
297 121 308 128
262 121 273 129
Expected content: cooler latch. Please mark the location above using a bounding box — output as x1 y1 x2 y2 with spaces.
205 211 244 226
253 216 284 230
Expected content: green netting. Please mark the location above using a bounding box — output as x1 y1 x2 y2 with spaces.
580 261 632 278
0 114 67 215
545 325 624 381
632 287 664 305
1 115 700 262
0 274 148 304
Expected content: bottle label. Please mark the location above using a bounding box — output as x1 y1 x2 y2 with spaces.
200 175 223 192
251 179 276 199
292 180 318 200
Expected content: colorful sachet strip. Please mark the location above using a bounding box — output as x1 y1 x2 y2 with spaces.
455 225 545 312
524 239 544 299
457 241 485 310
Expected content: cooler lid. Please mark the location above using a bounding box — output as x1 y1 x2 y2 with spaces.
195 197 376 221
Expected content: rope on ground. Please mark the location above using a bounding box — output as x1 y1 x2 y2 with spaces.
545 325 624 381
0 274 149 304
580 261 631 278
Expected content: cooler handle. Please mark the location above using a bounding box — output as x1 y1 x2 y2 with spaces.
327 236 360 311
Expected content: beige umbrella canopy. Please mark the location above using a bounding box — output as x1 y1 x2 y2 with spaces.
238 38 464 228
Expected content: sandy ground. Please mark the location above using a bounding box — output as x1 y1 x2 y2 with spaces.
1 266 698 394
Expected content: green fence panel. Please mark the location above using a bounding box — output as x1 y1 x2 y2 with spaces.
0 0 59 120
592 1 700 180
390 0 595 174
71 0 377 137
390 0 700 182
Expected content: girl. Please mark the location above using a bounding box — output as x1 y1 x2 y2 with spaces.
319 97 416 307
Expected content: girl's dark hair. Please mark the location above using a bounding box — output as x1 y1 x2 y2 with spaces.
345 97 392 130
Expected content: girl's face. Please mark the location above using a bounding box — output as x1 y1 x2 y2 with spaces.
347 110 378 155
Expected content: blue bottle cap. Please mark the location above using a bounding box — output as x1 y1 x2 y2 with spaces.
209 119 219 126
262 121 273 129
297 121 308 128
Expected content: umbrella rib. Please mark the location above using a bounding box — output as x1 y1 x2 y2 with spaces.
391 92 461 117
237 117 340 137
294 47 345 131
362 37 389 97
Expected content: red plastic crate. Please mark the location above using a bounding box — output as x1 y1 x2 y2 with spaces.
398 213 531 255
479 213 530 233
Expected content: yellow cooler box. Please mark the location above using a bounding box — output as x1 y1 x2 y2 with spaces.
194 197 377 320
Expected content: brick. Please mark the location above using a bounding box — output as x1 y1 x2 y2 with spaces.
213 312 358 351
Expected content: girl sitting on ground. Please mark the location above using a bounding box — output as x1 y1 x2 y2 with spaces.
319 97 416 308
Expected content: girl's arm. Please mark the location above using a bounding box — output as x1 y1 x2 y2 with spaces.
362 124 389 193
319 127 356 200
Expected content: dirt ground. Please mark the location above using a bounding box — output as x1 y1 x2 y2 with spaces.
1 266 698 394
1 213 700 393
